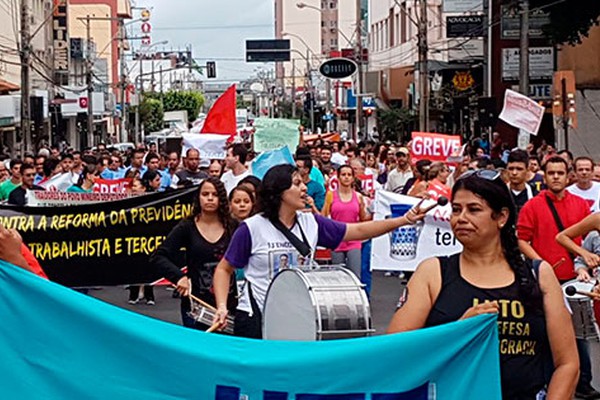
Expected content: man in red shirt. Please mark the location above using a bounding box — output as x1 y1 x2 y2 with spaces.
517 155 599 399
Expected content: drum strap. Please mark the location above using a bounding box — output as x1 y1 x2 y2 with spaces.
545 195 574 262
271 218 311 258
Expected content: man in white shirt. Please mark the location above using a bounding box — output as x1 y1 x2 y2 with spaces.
385 148 413 193
330 141 347 166
221 143 250 194
568 156 600 211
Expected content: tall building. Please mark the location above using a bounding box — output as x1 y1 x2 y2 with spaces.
0 0 54 152
274 0 358 92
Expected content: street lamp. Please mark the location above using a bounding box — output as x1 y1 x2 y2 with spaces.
282 32 316 133
133 40 169 141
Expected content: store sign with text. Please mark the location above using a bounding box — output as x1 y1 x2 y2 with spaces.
53 0 69 73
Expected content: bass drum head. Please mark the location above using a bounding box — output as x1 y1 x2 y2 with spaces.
562 279 595 299
263 269 316 341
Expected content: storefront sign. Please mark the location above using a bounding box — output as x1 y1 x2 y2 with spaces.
502 47 554 81
446 15 484 38
501 6 550 39
442 0 483 13
53 0 69 73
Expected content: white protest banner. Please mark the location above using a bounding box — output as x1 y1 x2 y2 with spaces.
371 190 462 272
93 178 132 193
27 190 134 206
181 133 228 160
39 172 75 192
498 89 545 135
410 132 462 163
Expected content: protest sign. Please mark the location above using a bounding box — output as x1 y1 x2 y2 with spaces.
253 118 300 153
93 178 132 193
410 132 462 163
27 191 134 206
0 187 196 287
181 133 228 159
371 190 462 271
499 89 545 135
0 260 501 399
39 172 76 192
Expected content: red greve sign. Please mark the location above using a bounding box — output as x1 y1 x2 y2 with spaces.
410 132 462 163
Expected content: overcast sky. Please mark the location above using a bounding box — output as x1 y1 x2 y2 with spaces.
138 0 275 81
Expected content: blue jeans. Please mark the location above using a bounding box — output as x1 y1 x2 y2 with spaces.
360 240 372 297
577 338 592 387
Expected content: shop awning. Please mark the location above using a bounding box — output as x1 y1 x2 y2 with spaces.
0 79 19 94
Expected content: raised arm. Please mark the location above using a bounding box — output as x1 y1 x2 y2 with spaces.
538 261 579 399
556 213 600 266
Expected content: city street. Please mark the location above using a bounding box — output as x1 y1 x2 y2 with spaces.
90 270 600 396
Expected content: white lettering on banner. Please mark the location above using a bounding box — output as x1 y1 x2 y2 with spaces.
93 178 131 193
410 132 462 162
371 190 462 272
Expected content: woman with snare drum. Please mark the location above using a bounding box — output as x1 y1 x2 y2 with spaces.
151 177 238 330
388 169 578 400
212 164 429 339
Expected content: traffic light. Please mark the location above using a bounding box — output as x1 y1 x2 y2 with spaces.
206 61 216 78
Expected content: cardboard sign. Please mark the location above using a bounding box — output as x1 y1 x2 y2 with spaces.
499 89 545 135
410 132 462 163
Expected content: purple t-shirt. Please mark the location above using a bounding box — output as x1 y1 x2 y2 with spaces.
225 214 346 269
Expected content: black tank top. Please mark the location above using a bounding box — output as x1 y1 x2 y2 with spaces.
425 254 550 400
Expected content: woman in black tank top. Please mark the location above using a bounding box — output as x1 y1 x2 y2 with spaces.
387 170 578 400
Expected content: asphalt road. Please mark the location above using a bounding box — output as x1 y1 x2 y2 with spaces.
90 271 600 397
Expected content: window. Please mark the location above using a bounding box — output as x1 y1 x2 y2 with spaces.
330 1 336 9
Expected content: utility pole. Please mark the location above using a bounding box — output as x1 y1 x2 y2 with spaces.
85 16 94 148
118 18 127 143
418 0 429 132
354 0 363 141
291 58 296 119
518 0 529 95
20 0 31 154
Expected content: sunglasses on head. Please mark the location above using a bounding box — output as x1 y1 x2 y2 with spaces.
458 169 500 181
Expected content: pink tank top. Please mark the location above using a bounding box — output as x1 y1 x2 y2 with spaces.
330 190 361 251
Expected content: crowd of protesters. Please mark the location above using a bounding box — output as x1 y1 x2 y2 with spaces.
1 132 600 397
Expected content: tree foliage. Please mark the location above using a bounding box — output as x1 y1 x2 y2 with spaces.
515 0 600 44
149 90 205 123
376 107 416 142
139 98 164 133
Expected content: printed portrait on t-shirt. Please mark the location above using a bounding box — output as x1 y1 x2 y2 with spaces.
269 250 310 278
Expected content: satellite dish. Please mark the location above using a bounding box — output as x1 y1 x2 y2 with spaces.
250 82 264 93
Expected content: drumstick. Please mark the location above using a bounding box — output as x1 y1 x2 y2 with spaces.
206 322 221 333
170 283 217 312
421 196 449 214
565 285 600 300
552 258 565 270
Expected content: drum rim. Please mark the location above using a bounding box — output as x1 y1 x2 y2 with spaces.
262 265 373 340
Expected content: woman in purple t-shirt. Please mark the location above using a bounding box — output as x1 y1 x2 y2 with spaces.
212 164 429 339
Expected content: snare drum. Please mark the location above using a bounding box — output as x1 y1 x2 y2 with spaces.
263 266 374 341
562 280 599 340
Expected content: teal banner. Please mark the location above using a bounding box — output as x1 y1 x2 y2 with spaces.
0 262 502 399
253 118 301 153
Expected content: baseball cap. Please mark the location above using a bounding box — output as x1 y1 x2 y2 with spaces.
396 147 410 156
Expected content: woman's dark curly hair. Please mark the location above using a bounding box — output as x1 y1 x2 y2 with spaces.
191 177 237 237
258 164 297 222
452 174 543 311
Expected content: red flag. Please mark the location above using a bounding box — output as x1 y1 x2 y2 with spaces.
200 84 236 138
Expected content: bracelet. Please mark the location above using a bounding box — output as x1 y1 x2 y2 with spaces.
404 214 415 224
